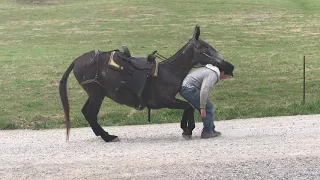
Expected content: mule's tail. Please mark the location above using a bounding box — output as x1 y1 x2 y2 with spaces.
59 61 75 141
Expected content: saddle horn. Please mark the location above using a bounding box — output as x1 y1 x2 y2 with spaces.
122 45 131 57
147 52 156 62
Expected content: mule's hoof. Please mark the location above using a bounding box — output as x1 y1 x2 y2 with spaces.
182 133 192 139
182 131 192 140
101 134 119 142
111 137 120 142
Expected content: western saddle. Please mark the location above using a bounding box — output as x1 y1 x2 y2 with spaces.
108 45 158 109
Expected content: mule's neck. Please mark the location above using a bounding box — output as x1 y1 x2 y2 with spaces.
161 43 196 78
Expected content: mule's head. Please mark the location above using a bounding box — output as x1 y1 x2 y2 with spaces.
185 26 224 66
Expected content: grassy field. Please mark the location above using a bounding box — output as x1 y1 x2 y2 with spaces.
0 0 319 130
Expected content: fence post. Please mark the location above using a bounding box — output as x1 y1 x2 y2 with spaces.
303 56 306 104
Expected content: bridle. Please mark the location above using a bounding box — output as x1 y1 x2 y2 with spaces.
191 43 217 61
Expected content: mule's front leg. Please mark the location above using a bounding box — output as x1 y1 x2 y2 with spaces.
181 107 195 139
165 99 195 138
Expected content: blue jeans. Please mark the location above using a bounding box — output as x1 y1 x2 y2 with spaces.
180 86 215 134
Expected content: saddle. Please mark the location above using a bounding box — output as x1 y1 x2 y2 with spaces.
109 46 158 109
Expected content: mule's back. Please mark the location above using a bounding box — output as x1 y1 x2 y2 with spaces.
72 50 157 109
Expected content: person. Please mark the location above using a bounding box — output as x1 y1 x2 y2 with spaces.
179 61 234 139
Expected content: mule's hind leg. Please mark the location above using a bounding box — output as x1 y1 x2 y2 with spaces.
82 99 105 136
82 85 119 142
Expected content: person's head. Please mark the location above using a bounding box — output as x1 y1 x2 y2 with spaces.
219 61 234 80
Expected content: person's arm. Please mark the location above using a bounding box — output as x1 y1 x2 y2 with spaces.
199 73 218 110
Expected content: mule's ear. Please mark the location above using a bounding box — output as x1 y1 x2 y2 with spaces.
122 45 131 57
193 26 200 40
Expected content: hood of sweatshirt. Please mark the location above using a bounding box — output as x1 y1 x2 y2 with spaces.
205 64 220 79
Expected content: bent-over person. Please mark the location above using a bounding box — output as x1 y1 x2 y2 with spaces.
179 61 234 139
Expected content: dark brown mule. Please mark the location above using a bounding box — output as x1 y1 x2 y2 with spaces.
59 26 224 142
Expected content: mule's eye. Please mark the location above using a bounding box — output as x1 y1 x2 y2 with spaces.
203 47 210 54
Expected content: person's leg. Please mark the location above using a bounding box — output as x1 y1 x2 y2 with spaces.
202 100 214 134
180 87 214 135
180 86 200 109
201 100 221 138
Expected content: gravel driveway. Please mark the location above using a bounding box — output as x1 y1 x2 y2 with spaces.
1 115 319 180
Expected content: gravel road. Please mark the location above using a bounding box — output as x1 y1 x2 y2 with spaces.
1 115 319 180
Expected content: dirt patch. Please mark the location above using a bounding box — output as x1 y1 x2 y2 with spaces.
16 0 66 5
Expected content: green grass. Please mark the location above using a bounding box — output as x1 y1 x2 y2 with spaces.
0 0 319 130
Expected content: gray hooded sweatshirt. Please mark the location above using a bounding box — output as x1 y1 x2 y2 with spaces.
182 64 220 108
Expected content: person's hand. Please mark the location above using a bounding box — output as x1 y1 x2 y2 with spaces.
200 108 206 118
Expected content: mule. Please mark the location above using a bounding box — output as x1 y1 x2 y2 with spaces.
59 26 225 142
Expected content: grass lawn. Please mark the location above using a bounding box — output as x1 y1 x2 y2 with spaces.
0 0 319 130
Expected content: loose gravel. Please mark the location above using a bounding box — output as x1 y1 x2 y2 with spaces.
1 114 319 180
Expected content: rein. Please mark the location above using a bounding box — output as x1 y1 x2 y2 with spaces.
153 51 192 69
153 40 215 70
